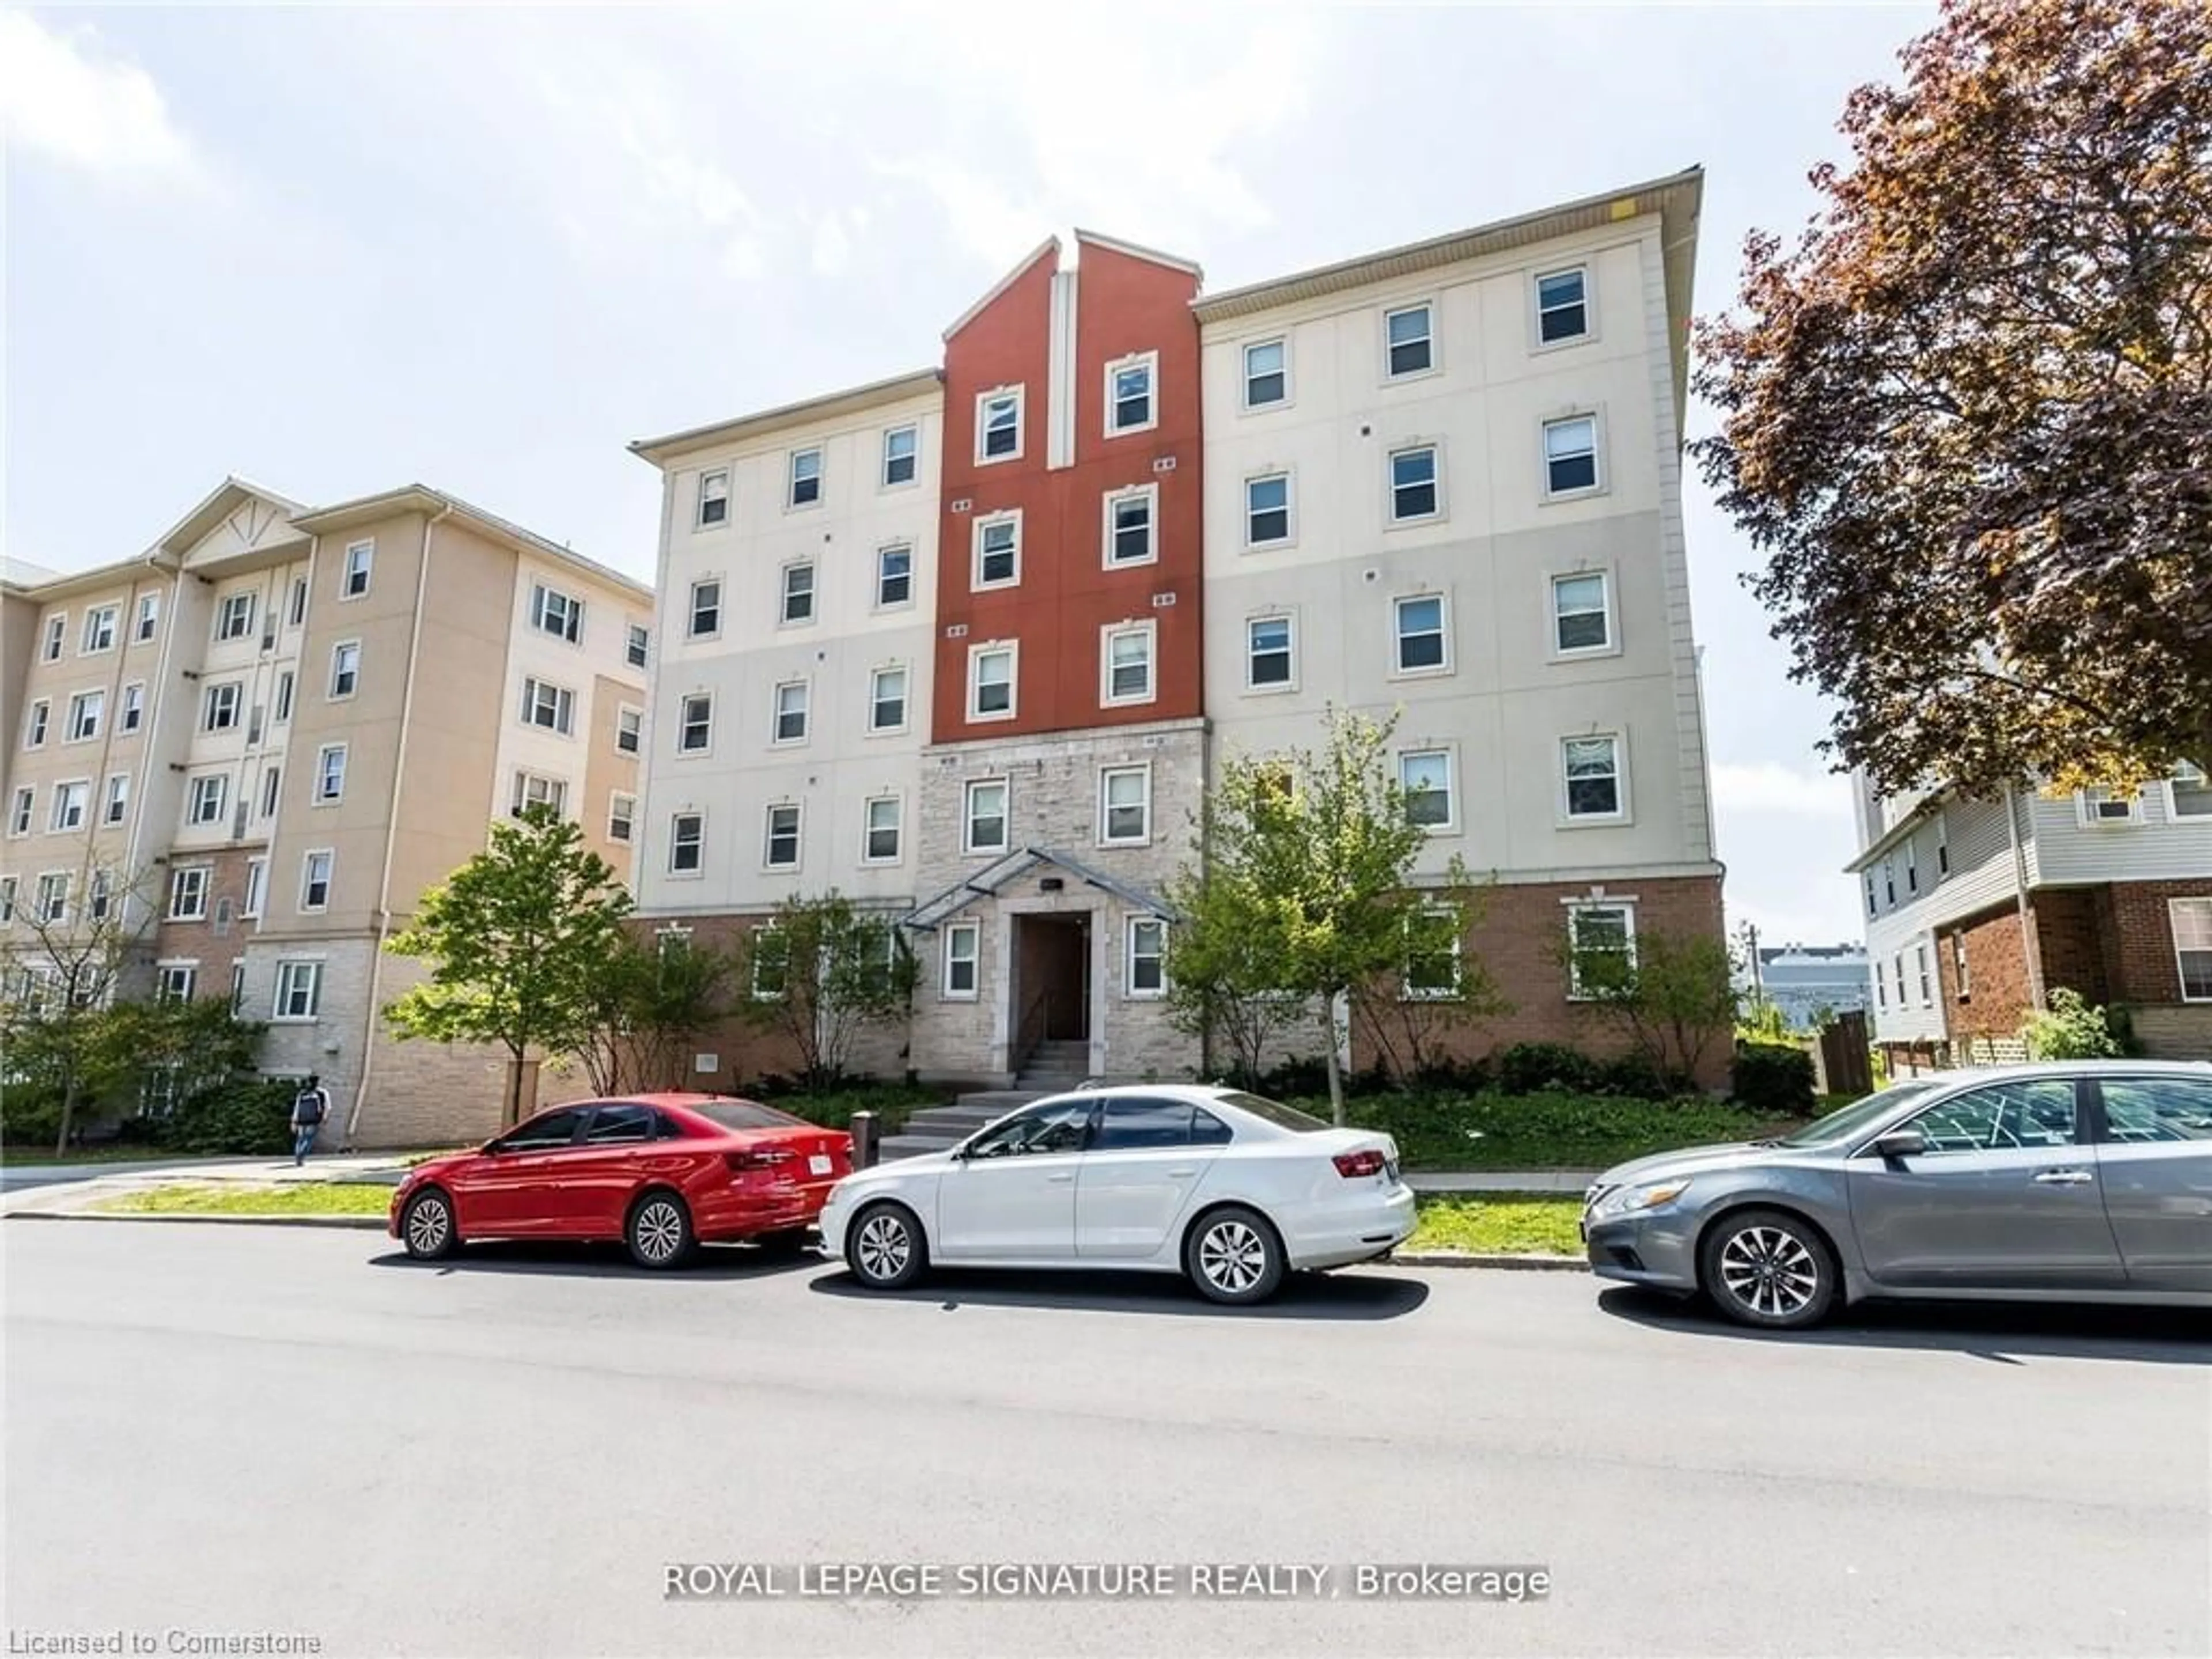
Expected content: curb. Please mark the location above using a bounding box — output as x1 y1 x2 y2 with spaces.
1388 1251 1589 1272
6 1210 385 1230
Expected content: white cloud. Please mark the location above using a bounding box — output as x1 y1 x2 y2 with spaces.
1711 760 1852 819
0 10 200 181
811 211 853 278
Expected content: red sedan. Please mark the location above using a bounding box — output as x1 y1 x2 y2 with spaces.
388 1094 852 1268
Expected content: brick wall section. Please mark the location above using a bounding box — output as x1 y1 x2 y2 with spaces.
1936 903 2035 1040
2101 880 2212 1003
2031 888 2109 1005
153 846 265 1004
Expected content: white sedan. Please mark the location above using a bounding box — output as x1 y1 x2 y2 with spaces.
817 1085 1417 1305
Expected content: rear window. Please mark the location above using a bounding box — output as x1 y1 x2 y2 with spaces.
692 1100 810 1132
1213 1090 1332 1133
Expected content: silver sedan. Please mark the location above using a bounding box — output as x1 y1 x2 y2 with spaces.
1582 1060 2212 1329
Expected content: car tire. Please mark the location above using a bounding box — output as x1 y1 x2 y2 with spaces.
1698 1207 1838 1330
400 1188 459 1261
1184 1205 1286 1306
844 1202 926 1291
626 1190 695 1271
755 1226 813 1255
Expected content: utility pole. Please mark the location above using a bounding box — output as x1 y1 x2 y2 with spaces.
1738 921 1765 1013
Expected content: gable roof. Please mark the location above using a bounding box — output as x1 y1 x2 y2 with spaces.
942 236 1061 342
290 484 651 603
904 846 1179 931
628 368 944 466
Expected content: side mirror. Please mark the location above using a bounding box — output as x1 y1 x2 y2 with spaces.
480 1138 507 1156
1871 1127 1927 1161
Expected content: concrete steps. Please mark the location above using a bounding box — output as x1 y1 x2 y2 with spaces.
878 1092 1044 1161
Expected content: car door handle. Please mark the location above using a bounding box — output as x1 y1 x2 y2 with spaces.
2032 1169 2094 1185
1166 1169 1196 1179
1046 1173 1074 1184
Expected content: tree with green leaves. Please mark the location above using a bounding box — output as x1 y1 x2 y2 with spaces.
384 805 632 1126
1692 0 2212 796
732 893 916 1091
1564 922 1738 1090
1166 707 1487 1124
1351 884 1507 1085
573 927 740 1096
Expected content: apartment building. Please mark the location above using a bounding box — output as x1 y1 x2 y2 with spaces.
628 169 1724 1088
1852 769 2212 1066
1 479 652 1146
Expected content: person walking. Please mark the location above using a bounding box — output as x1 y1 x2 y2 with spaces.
290 1074 331 1166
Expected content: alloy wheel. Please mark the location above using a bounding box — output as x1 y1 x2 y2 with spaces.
1198 1219 1267 1294
1717 1225 1820 1320
406 1195 450 1256
855 1211 911 1282
634 1200 685 1265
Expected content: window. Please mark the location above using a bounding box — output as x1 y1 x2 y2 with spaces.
1246 474 1291 546
882 423 918 487
511 772 567 817
66 691 104 743
243 858 267 919
135 593 160 642
2166 763 2212 820
696 469 730 528
329 641 361 699
763 803 801 869
1551 572 1611 653
1952 931 1971 1002
1102 623 1154 706
300 850 334 912
1916 944 1933 1006
1544 415 1600 495
1865 873 1877 918
2078 786 2139 825
52 781 89 831
1107 353 1156 434
626 623 650 669
688 579 722 638
1535 267 1589 344
974 513 1020 589
787 448 823 508
1567 903 1636 998
229 964 245 1013
944 922 980 998
86 869 112 923
1936 817 1950 877
520 677 575 735
268 673 290 726
41 613 65 662
584 1104 654 1146
1904 1080 2078 1155
1404 908 1461 999
9 788 31 836
963 779 1009 854
869 666 907 733
1563 735 1624 820
772 681 809 744
1907 841 1921 894
203 681 241 733
36 872 69 924
24 699 48 748
82 606 118 653
104 774 129 827
1247 615 1293 690
1127 918 1167 997
978 388 1022 462
1875 959 1887 1009
122 683 146 733
2101 1075 2212 1142
876 544 912 608
274 960 323 1021
1100 766 1150 844
970 645 1016 721
781 562 815 624
1389 445 1440 522
677 694 713 753
342 541 374 599
0 877 14 923
531 583 584 643
614 706 642 756
1393 594 1448 673
669 813 704 874
2173 899 2212 1001
1399 750 1454 831
186 775 225 826
1243 338 1287 408
157 965 197 1003
168 866 209 920
216 593 256 641
259 764 281 817
1104 486 1157 566
1385 302 1434 377
863 796 902 863
1885 861 1896 904
288 578 308 628
608 793 635 843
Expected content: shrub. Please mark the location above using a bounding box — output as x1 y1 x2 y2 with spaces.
1313 1089 1764 1171
2022 986 2122 1059
150 1078 296 1156
1495 1042 1601 1096
0 1086 65 1149
1732 1040 1816 1115
1408 1054 1493 1095
1596 1052 1676 1101
755 1080 944 1135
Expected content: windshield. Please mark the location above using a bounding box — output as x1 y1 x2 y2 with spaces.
694 1101 809 1132
1768 1082 1940 1148
1213 1090 1334 1134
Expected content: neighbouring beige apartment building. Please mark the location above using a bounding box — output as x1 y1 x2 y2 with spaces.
1 479 653 1147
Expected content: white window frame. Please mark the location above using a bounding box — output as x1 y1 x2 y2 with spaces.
1560 733 1629 825
2171 898 2212 1002
2166 763 2212 821
667 812 705 877
8 787 32 838
328 640 361 700
1403 906 1464 1001
66 690 104 744
520 677 576 737
1241 336 1290 411
0 875 17 925
968 642 1017 724
861 795 903 866
273 960 324 1022
1391 592 1451 677
214 592 255 642
243 857 267 920
24 698 49 749
1245 471 1293 548
1104 350 1159 438
51 778 91 832
134 593 160 643
875 543 914 611
86 868 113 923
975 386 1024 465
1399 748 1457 835
626 622 650 669
121 682 146 733
1532 264 1593 349
942 921 982 1000
203 680 242 733
881 423 919 490
972 510 1022 591
1126 916 1168 999
315 743 347 805
607 792 636 844
35 871 69 925
1383 300 1438 381
341 540 374 600
761 802 803 871
40 612 66 662
2076 786 2142 827
1387 442 1444 525
1936 816 1951 877
510 771 568 819
82 605 119 654
530 582 585 645
1542 413 1604 500
786 446 824 510
779 560 816 626
1098 764 1153 847
270 674 290 726
103 772 130 827
1549 569 1615 657
695 469 730 530
287 578 308 628
1245 612 1296 693
156 963 198 1003
771 679 810 747
1565 901 1638 999
1100 621 1157 708
616 704 643 756
962 778 1010 857
184 774 225 828
1102 483 1159 569
298 850 334 914
1916 942 1934 1007
260 763 282 819
687 578 723 639
168 865 210 921
868 665 908 736
676 692 714 755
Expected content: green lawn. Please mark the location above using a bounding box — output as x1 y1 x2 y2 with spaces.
1 1147 225 1167
93 1183 393 1217
1404 1193 1585 1256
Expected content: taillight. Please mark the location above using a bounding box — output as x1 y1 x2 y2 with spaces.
1332 1149 1386 1179
725 1149 796 1175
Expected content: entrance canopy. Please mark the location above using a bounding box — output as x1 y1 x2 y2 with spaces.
903 846 1178 932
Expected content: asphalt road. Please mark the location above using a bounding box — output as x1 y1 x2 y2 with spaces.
5 1222 2208 1659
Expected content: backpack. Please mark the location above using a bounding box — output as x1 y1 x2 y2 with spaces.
295 1088 327 1126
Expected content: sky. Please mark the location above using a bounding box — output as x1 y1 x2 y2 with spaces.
2 1 1941 950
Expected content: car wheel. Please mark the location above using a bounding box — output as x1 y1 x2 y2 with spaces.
1184 1205 1285 1305
844 1202 926 1291
1699 1207 1838 1330
626 1191 695 1270
755 1226 813 1255
400 1188 459 1261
